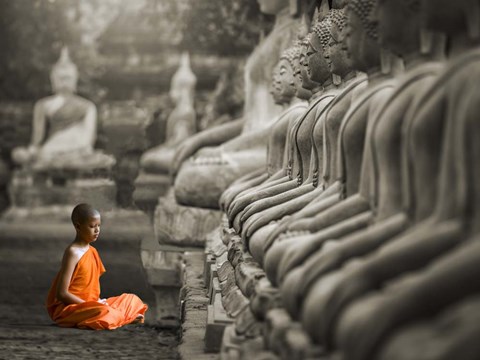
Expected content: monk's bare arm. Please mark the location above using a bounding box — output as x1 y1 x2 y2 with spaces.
56 247 85 305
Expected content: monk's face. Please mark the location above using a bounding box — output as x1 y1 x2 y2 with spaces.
75 215 101 243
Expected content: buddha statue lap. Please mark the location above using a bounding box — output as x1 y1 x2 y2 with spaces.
377 295 480 360
298 0 480 352
9 47 116 210
172 0 300 209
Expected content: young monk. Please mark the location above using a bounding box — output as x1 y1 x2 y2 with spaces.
46 203 148 330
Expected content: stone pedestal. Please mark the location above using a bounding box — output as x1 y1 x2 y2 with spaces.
154 189 223 248
133 172 170 215
9 170 117 211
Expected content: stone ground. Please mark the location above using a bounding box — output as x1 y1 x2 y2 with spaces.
0 222 180 360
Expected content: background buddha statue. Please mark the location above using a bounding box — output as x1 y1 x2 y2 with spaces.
11 47 114 173
171 0 300 209
139 52 196 174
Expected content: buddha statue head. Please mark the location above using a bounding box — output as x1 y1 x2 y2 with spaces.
307 18 335 85
276 44 302 103
270 63 284 105
375 0 422 56
50 47 78 94
324 8 355 77
297 35 322 91
257 0 289 15
421 0 480 40
345 0 382 71
170 52 197 104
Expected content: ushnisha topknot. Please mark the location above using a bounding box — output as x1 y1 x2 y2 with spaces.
71 203 100 225
280 42 303 70
348 0 379 40
312 17 333 51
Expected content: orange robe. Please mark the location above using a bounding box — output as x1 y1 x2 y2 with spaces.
46 245 148 330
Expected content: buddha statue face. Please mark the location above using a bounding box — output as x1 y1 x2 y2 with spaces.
297 40 321 91
50 48 78 94
270 64 284 105
51 67 78 94
277 59 297 103
257 0 289 15
345 0 382 71
421 0 473 37
308 27 334 84
377 0 420 56
326 10 354 77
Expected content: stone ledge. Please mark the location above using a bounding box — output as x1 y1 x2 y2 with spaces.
179 251 219 360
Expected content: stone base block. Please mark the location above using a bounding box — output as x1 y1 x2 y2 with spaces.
154 189 223 248
205 293 234 352
133 172 170 215
9 172 117 211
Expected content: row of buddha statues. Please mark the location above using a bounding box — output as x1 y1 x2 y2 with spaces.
163 0 480 358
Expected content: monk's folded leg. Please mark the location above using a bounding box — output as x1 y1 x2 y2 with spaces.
106 293 148 325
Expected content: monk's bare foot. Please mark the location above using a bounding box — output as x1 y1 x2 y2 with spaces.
131 314 144 324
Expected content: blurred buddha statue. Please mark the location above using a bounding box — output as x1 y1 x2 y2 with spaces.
11 47 114 173
8 47 116 210
171 0 300 209
139 52 196 174
133 53 196 211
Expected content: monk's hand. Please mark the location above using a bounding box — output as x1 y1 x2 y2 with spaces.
98 298 108 305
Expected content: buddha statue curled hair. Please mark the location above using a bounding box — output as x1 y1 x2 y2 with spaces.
280 42 303 71
311 17 333 51
328 8 347 34
347 0 379 40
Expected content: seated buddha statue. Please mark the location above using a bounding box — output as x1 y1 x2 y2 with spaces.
276 0 446 311
298 0 480 351
332 4 480 355
138 52 196 174
224 32 332 229
219 45 311 213
266 0 446 295
171 0 300 209
11 47 114 175
242 7 375 268
242 9 374 263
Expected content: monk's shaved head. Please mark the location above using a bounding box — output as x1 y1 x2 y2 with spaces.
71 203 100 225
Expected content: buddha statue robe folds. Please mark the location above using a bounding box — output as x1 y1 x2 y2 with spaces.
172 0 300 209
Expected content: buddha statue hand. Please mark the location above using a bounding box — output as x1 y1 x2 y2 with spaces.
11 145 40 166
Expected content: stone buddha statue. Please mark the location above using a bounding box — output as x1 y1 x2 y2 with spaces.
329 0 480 357
138 52 196 174
11 47 114 173
170 0 300 209
295 0 480 352
219 45 310 213
243 8 373 266
133 53 196 211
8 47 116 210
265 0 446 294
